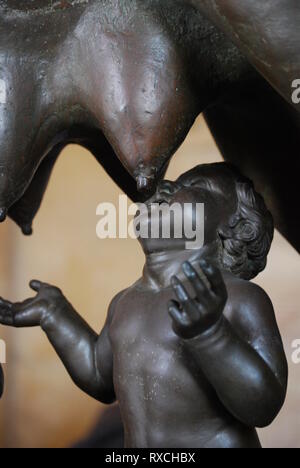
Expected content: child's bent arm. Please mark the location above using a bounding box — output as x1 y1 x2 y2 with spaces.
0 281 117 404
168 261 287 428
185 316 287 428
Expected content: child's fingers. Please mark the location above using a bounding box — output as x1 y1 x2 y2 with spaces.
182 261 210 300
0 306 13 326
29 280 43 292
171 276 191 303
168 300 190 327
171 276 200 321
199 261 227 297
30 280 59 293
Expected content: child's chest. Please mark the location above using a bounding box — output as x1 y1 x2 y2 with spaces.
109 286 178 353
108 286 195 389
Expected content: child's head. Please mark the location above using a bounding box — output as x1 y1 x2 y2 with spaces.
144 163 273 280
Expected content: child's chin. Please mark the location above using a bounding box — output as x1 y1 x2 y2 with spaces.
141 237 187 252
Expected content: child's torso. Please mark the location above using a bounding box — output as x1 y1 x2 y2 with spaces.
109 280 260 448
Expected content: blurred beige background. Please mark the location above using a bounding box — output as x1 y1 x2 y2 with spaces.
0 116 299 448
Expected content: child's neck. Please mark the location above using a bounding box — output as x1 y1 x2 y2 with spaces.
142 242 220 290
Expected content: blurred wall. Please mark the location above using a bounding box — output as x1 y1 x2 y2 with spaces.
0 116 299 448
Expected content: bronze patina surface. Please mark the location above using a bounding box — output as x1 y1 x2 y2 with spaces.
0 1 298 250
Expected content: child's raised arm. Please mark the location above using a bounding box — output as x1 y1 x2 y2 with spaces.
0 281 119 404
168 260 288 429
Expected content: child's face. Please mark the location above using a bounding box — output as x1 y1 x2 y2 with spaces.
138 165 237 253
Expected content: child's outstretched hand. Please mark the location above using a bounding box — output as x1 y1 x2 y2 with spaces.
168 261 228 339
0 281 65 328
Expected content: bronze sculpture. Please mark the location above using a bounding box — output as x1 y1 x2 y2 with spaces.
188 0 300 109
0 0 298 251
0 0 297 436
0 163 288 448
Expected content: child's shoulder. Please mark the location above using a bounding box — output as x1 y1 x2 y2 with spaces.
226 273 272 305
223 272 275 328
107 288 129 321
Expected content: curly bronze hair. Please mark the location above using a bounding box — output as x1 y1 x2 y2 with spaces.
218 166 274 280
178 162 274 280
